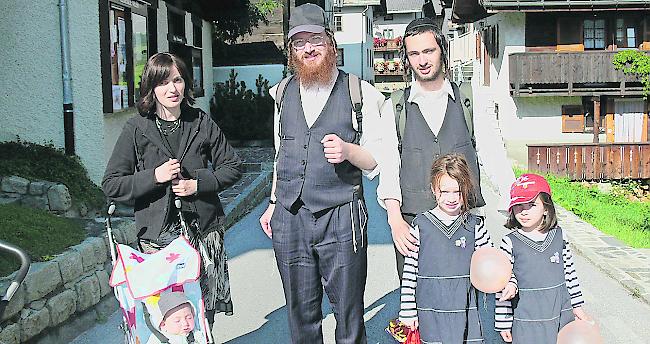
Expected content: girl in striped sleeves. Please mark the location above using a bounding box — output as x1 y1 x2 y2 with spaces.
495 174 591 343
398 153 491 343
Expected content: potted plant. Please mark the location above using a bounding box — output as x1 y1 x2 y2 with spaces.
387 60 397 72
374 60 385 73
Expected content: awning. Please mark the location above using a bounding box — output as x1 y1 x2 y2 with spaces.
386 0 425 13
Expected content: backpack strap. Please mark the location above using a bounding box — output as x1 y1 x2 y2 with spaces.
456 81 475 147
348 73 363 145
274 75 293 145
274 76 293 113
390 88 409 153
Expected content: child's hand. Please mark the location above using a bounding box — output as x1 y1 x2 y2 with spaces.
500 330 512 343
499 282 518 301
573 306 593 322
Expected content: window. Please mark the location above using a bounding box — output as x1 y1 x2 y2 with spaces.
103 2 150 112
191 15 204 96
557 18 582 45
561 103 606 133
110 6 129 111
193 16 202 48
382 52 395 60
383 29 394 39
168 9 186 44
132 13 148 103
191 48 203 95
583 19 605 50
334 15 342 32
616 18 637 48
561 105 585 133
337 48 344 66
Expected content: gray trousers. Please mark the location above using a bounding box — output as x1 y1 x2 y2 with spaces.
271 200 368 344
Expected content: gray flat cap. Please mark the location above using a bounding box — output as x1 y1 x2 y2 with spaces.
289 3 327 39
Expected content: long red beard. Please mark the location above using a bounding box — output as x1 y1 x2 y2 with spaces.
289 47 337 87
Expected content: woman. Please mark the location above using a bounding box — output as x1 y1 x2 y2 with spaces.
102 52 243 323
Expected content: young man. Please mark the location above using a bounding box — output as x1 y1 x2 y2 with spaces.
258 4 401 343
384 17 515 343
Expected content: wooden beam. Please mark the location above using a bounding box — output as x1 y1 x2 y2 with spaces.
594 96 601 144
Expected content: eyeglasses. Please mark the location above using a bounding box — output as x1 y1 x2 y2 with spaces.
291 35 326 50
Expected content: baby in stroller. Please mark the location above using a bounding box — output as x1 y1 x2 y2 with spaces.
145 291 206 344
108 232 213 344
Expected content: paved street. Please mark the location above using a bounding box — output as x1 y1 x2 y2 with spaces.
72 178 650 343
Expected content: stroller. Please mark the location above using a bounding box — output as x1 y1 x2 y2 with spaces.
0 240 30 319
107 200 214 344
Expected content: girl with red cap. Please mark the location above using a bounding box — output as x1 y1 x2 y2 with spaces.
495 174 591 343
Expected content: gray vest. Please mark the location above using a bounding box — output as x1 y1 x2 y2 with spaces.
275 72 362 213
399 83 485 215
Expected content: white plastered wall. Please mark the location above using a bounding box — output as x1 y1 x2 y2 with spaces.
475 12 604 166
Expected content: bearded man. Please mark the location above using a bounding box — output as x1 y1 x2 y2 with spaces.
258 4 401 343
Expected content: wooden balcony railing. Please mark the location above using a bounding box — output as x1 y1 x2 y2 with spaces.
509 50 648 96
528 143 650 180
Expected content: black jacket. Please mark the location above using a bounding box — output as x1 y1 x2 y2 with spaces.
102 106 243 240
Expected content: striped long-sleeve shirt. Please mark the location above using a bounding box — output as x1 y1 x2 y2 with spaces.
494 229 585 332
398 210 492 323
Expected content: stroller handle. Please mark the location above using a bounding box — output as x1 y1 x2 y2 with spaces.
0 239 31 316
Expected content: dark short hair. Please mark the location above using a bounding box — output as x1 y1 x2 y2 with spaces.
399 19 449 81
430 153 475 212
136 52 194 116
505 192 557 232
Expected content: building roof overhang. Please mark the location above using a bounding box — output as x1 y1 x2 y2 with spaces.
481 0 650 12
386 0 426 13
451 0 489 23
340 0 381 7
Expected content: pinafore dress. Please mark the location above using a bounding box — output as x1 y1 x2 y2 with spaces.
509 226 574 343
415 211 484 343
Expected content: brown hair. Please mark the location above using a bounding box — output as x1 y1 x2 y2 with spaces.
505 192 558 232
136 52 195 115
399 23 449 82
430 153 475 211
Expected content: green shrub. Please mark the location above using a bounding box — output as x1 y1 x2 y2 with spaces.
0 204 85 277
210 70 274 141
0 140 104 209
516 169 650 248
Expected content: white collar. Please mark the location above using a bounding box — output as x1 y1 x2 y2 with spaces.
407 78 455 103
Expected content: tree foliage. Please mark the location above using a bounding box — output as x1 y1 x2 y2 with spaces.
210 70 274 141
612 50 650 99
213 0 282 44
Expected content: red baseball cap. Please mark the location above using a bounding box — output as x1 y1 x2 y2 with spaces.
508 173 552 211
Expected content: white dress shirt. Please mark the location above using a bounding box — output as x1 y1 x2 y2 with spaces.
398 78 515 211
270 69 402 207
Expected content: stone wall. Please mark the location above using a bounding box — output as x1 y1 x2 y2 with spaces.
0 220 137 344
0 175 88 217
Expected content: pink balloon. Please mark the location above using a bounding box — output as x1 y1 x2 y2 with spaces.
470 247 512 293
557 320 603 344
